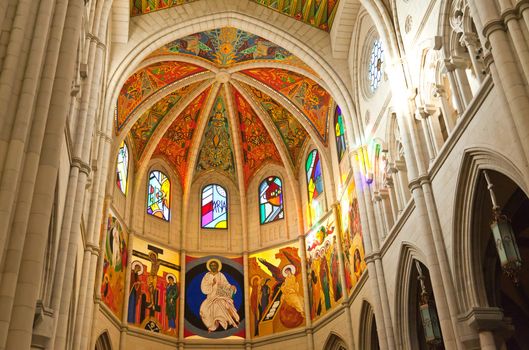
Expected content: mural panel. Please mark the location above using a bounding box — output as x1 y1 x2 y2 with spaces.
195 92 236 179
340 180 367 294
101 215 128 319
305 213 343 321
127 237 181 336
153 88 210 185
149 27 312 73
242 83 308 164
184 255 245 339
243 68 332 144
248 243 305 338
116 61 205 131
233 88 282 186
130 81 203 159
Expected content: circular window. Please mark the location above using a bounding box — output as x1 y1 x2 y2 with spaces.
368 39 384 92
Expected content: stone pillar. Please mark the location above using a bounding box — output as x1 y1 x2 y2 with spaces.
178 250 186 350
460 32 485 83
298 232 314 350
433 85 457 132
384 177 399 221
450 56 474 106
441 59 466 114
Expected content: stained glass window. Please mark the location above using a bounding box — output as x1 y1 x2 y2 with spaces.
259 176 284 224
306 149 324 211
201 184 228 229
147 170 170 221
334 106 347 162
368 39 384 92
116 141 129 195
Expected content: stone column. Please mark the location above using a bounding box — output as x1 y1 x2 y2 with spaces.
298 232 314 350
178 250 186 350
460 32 485 84
433 85 457 132
384 177 399 220
450 56 474 106
441 59 466 114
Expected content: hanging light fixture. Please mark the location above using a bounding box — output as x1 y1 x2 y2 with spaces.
416 261 443 346
483 170 523 284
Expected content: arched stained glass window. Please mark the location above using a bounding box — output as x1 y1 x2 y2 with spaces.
259 176 284 224
368 39 384 92
116 140 129 195
334 106 347 162
201 184 228 229
147 170 170 221
306 149 324 214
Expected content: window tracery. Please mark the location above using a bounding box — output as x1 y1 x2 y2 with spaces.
368 39 384 92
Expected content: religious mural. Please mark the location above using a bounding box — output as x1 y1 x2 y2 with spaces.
149 27 312 73
130 1 340 32
233 88 282 186
153 88 210 185
242 83 309 165
305 213 343 320
248 243 305 338
243 67 332 145
184 255 245 339
116 61 205 131
101 215 128 319
195 92 236 179
127 237 181 336
340 179 367 294
130 81 203 159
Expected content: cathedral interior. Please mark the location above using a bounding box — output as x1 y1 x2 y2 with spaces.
1 0 529 349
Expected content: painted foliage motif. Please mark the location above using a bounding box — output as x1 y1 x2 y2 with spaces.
201 184 228 229
248 243 305 338
130 82 203 159
242 83 308 164
130 0 198 16
195 93 236 178
243 68 331 144
153 88 209 185
116 61 205 131
185 255 245 339
305 214 343 320
147 170 171 221
251 0 340 31
128 237 181 336
116 141 129 195
259 176 284 224
101 215 128 319
149 27 311 72
340 180 367 293
234 88 282 186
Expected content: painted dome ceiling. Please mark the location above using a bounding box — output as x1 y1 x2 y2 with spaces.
130 0 340 31
117 27 335 187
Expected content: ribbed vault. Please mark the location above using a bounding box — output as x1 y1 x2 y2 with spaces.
117 27 336 188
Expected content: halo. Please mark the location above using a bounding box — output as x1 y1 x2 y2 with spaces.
166 273 176 283
282 264 296 277
131 260 144 275
250 275 261 285
206 258 222 272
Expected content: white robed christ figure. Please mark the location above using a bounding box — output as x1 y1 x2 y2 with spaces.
199 259 240 332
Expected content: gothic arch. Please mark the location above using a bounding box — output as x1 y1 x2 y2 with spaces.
393 242 428 349
359 300 380 350
452 147 528 312
323 332 349 350
94 330 112 350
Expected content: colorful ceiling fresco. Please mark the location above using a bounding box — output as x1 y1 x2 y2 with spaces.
242 68 331 144
130 81 203 159
148 27 313 73
195 92 237 179
130 0 198 16
233 88 282 186
130 0 340 31
116 61 206 132
251 0 339 31
153 88 210 185
241 83 308 165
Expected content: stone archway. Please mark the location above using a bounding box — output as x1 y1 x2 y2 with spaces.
323 332 348 350
94 331 112 350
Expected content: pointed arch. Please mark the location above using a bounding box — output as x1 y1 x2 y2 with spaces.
452 147 528 312
359 300 381 350
94 330 112 350
393 242 428 349
323 332 348 350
